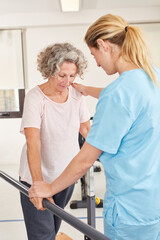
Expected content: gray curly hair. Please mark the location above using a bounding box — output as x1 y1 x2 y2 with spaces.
37 43 88 79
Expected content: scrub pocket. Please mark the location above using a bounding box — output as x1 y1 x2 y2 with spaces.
104 212 160 240
104 201 119 240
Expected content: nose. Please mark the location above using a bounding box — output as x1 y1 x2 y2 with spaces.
64 76 72 86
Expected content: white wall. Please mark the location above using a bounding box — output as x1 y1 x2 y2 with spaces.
0 119 24 164
0 30 24 89
0 8 160 165
0 7 160 29
139 23 160 69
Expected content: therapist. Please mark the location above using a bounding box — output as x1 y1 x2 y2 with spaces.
29 14 160 240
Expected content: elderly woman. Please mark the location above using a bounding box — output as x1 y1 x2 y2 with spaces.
19 43 90 240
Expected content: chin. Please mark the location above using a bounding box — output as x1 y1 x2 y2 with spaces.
104 70 110 75
105 69 116 75
58 86 68 92
59 85 67 89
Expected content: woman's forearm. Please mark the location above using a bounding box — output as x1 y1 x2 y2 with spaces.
27 142 43 182
29 142 102 198
25 128 43 182
29 147 91 198
51 141 99 194
51 154 88 195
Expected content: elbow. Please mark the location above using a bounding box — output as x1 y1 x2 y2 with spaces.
80 126 90 139
80 158 93 176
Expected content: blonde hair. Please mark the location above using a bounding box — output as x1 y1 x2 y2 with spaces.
37 43 87 79
85 14 158 84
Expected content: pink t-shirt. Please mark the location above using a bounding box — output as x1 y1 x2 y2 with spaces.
19 86 90 184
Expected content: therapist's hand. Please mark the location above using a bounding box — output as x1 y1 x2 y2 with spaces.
72 83 88 96
29 181 53 198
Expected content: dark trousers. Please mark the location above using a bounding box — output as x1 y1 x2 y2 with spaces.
20 180 74 240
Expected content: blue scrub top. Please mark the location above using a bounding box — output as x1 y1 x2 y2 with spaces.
86 68 160 226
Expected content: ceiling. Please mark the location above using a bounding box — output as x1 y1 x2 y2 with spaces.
1 0 160 15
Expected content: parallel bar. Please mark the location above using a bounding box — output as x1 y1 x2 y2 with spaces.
0 170 110 240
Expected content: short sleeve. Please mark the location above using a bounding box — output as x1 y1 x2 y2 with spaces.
86 92 132 154
79 96 90 123
20 89 43 134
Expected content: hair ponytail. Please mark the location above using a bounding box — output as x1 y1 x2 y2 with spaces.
122 26 158 84
85 14 158 85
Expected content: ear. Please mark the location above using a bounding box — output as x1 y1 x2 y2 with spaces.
97 39 108 51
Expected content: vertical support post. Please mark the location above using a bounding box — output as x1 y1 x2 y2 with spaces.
84 166 95 240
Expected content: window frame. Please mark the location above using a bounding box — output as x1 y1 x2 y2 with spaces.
0 89 25 118
0 29 25 119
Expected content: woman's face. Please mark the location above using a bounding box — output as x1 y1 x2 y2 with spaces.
51 62 77 92
89 43 118 75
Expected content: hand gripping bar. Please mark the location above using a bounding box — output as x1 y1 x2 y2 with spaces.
0 170 110 240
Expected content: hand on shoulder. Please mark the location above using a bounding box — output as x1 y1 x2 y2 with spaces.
71 83 88 96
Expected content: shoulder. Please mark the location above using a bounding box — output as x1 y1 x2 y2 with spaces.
25 86 43 100
102 69 147 97
25 86 44 105
69 85 83 100
98 70 144 114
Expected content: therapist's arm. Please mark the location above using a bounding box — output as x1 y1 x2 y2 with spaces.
72 83 103 99
29 142 102 201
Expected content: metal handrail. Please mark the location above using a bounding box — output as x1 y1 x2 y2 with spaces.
0 170 110 240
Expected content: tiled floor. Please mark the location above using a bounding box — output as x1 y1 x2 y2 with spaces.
0 163 106 240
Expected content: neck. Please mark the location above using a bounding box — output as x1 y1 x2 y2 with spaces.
41 80 68 97
117 56 139 74
48 80 67 95
39 81 69 103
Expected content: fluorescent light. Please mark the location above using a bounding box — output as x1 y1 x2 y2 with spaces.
60 0 80 12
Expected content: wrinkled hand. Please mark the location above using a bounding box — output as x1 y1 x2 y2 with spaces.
29 181 53 198
72 83 88 96
30 197 54 210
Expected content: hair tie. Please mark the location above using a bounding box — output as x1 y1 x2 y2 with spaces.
125 26 128 32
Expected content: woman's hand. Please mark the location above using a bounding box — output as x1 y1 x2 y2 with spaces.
29 181 53 198
30 197 54 210
72 83 88 96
